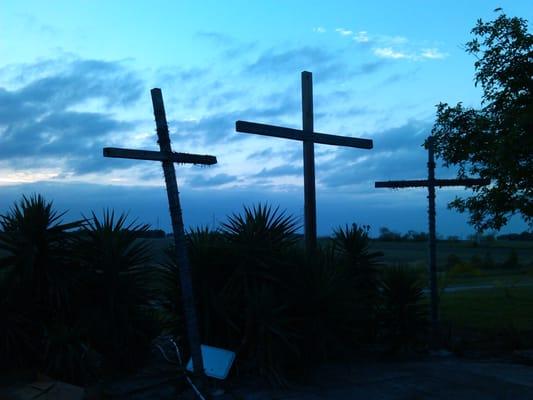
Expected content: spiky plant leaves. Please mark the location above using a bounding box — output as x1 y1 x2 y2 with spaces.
379 265 428 353
332 223 383 269
221 203 300 258
154 226 237 345
76 210 158 370
332 224 383 342
187 227 237 344
0 194 83 315
0 194 83 370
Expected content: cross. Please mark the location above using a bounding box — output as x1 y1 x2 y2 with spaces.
236 71 373 257
103 88 216 383
375 136 490 345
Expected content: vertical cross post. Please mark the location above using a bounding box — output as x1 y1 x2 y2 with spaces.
151 89 205 377
301 71 317 255
426 137 439 340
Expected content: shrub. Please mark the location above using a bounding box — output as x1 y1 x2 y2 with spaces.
75 211 159 372
378 265 428 353
0 195 83 371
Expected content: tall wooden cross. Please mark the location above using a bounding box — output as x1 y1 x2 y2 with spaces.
375 136 490 344
236 71 373 257
103 88 216 382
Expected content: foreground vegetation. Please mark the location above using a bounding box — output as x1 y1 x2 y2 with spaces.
0 195 428 386
1 194 531 388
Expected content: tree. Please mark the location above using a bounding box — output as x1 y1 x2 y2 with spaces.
431 11 532 231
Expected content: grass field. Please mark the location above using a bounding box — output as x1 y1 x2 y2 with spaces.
440 286 533 333
368 239 533 268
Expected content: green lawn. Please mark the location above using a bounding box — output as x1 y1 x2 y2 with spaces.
440 286 533 334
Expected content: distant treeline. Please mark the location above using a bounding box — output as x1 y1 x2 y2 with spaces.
496 231 533 241
376 227 429 242
376 227 533 242
96 226 532 242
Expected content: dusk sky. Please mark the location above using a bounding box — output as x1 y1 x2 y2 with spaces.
1 1 531 237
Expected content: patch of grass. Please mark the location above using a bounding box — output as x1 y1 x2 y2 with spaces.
440 286 533 333
369 240 533 268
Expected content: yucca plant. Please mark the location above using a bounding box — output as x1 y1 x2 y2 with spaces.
76 210 159 370
332 224 383 342
219 204 301 382
154 227 236 344
379 265 428 353
0 194 83 316
289 244 357 361
0 194 83 370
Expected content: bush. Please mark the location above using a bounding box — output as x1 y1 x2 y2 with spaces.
378 265 428 353
0 195 83 372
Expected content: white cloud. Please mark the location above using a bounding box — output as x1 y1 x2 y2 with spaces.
420 48 448 59
373 47 410 59
354 31 369 43
388 35 408 45
313 26 326 33
335 28 353 36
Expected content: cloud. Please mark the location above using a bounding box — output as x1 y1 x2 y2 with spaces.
353 31 370 43
0 58 144 175
318 120 433 189
246 46 331 74
188 173 237 188
335 28 353 36
313 27 326 33
373 47 410 59
420 48 448 59
253 164 301 178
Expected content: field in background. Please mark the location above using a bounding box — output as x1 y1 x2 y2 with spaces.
369 239 533 267
147 237 533 267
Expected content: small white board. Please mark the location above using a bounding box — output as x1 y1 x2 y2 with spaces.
186 345 236 380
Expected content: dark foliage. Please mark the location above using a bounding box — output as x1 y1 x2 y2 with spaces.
0 195 83 371
76 211 159 371
378 265 428 353
431 12 532 231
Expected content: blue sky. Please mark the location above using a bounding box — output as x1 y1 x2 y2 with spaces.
1 1 531 237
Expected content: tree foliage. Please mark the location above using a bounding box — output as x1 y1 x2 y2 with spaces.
431 11 532 231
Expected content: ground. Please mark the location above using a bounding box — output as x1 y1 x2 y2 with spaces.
214 355 533 399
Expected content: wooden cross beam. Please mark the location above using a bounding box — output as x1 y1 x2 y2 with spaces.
375 136 490 346
236 71 373 257
103 88 216 383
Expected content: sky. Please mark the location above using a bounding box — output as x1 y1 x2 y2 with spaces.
1 0 531 237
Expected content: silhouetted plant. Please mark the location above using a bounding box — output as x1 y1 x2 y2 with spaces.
0 194 83 370
290 244 360 362
379 265 428 353
332 224 383 342
43 323 100 385
219 204 301 382
76 210 158 371
155 227 236 344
